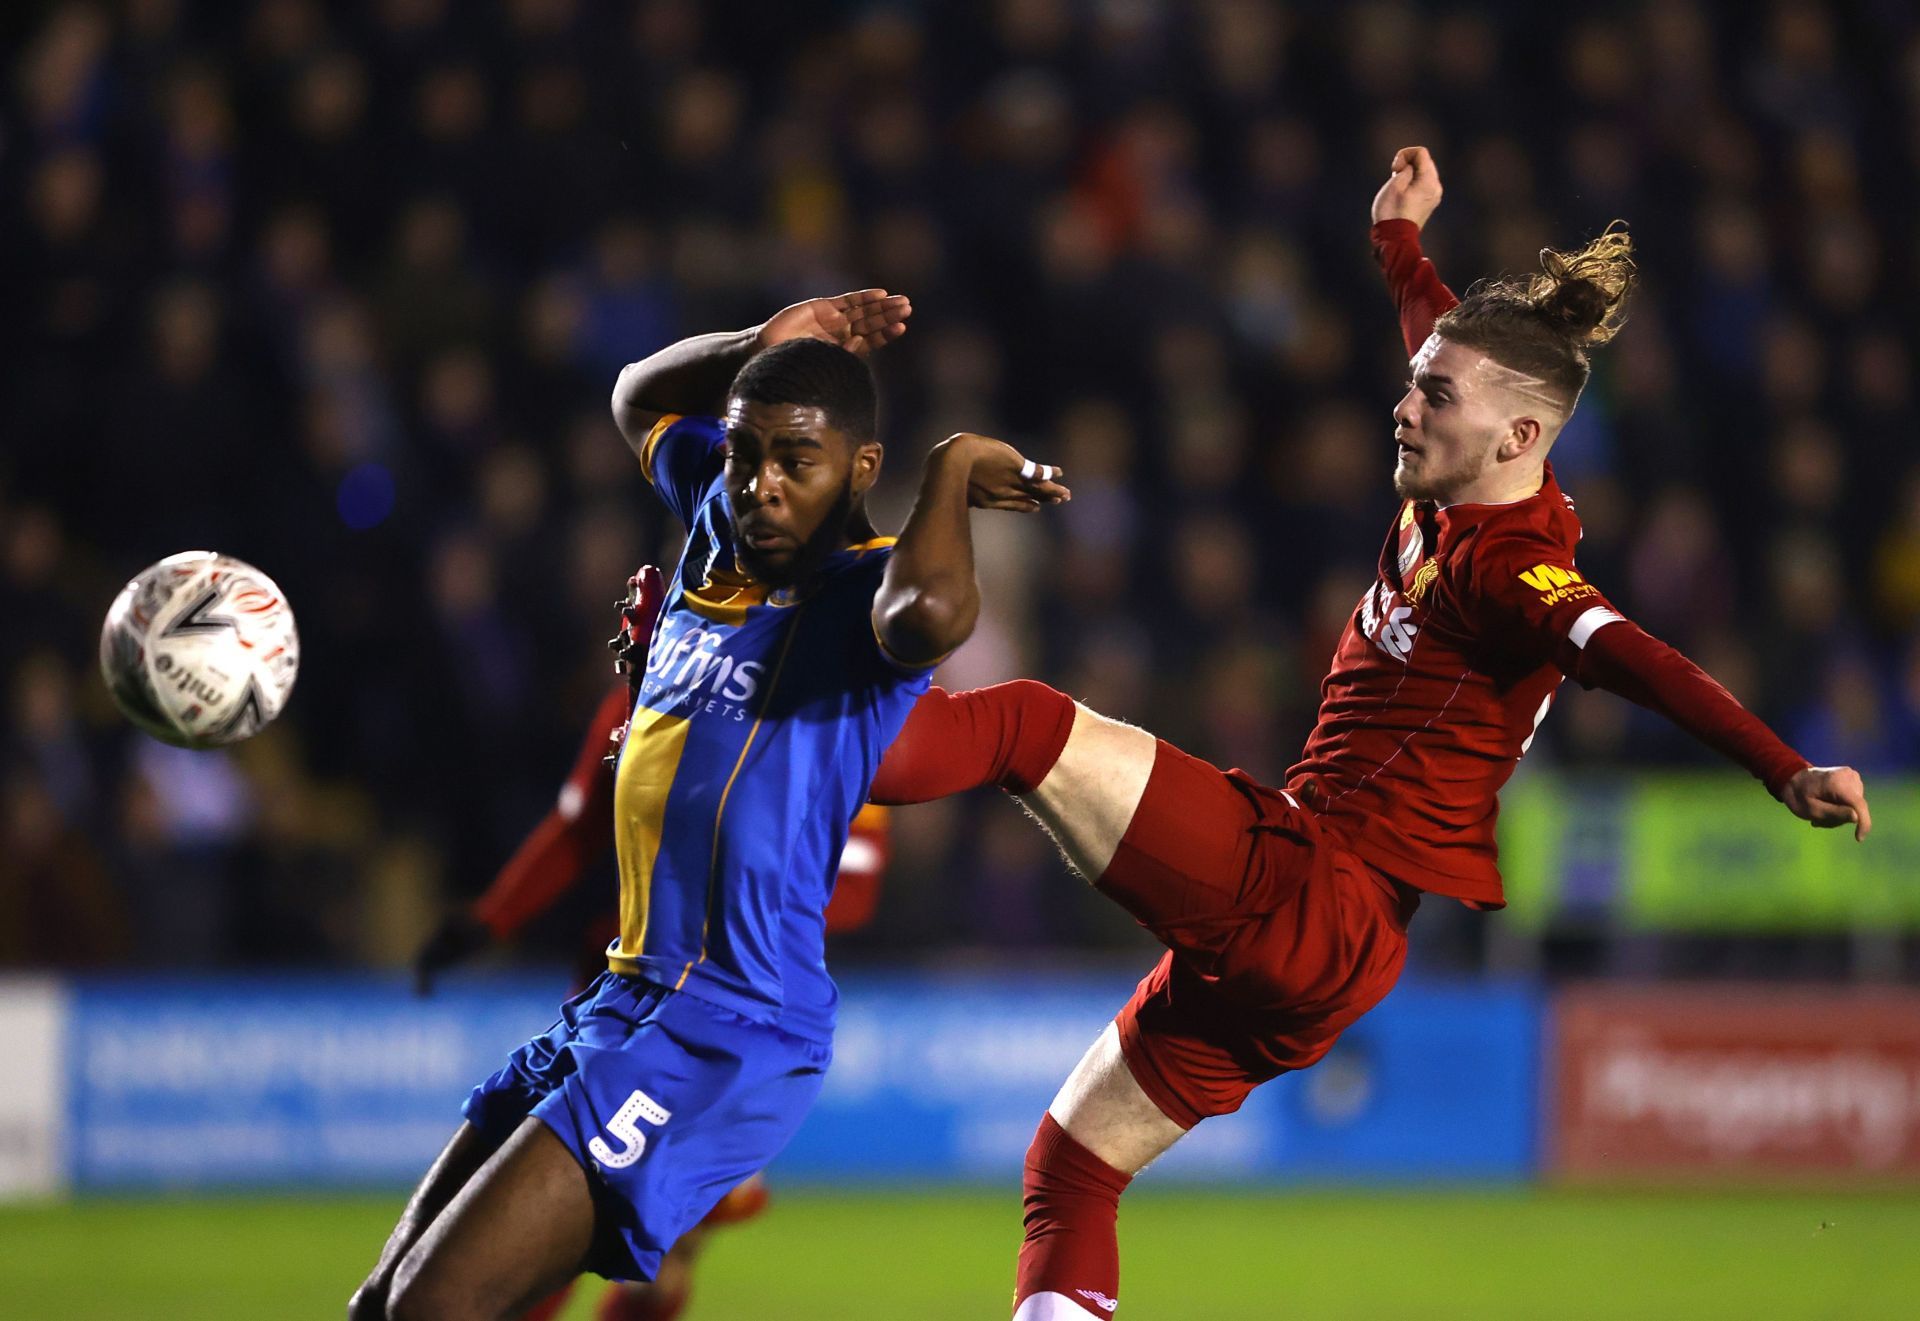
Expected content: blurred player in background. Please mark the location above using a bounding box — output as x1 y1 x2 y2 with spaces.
866 147 1873 1319
351 289 1069 1320
412 659 893 1321
411 693 892 1002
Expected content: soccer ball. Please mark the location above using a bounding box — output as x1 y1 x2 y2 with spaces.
99 551 300 749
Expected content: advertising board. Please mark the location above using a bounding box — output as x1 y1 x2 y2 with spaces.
1551 985 1920 1181
37 971 1541 1191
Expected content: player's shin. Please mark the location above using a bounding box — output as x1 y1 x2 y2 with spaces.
1013 1113 1133 1319
868 681 1076 804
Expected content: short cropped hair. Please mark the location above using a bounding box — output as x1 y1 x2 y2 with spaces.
728 339 878 441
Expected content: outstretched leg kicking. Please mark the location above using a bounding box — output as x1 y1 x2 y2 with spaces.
875 688 1180 1318
874 685 1414 1318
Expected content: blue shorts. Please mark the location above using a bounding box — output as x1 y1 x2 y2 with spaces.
463 972 831 1282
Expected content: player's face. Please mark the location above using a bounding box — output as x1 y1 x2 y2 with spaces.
1391 337 1523 502
723 399 878 587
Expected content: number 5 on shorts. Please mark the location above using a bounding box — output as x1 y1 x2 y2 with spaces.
588 1088 673 1169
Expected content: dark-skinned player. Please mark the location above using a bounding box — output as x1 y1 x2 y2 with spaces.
410 577 893 1321
351 289 1069 1320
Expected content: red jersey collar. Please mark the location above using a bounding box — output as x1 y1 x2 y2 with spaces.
1431 461 1563 547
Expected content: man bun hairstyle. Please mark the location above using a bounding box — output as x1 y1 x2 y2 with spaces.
729 338 878 442
1434 221 1637 413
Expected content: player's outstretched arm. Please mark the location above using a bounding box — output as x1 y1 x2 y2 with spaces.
1370 146 1459 355
1570 619 1871 841
611 290 912 457
873 433 1069 667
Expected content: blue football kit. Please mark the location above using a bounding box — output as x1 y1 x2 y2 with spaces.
465 412 931 1279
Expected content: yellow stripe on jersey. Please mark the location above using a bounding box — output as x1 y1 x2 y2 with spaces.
608 702 693 970
638 412 684 486
675 603 808 991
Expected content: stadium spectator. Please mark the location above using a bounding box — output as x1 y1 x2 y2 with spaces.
3 0 1915 974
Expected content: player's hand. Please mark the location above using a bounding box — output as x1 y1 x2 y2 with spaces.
757 289 912 356
1781 765 1872 841
1371 146 1444 229
413 910 494 995
936 433 1071 512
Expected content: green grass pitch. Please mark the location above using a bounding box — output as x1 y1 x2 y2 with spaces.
4 1187 1917 1319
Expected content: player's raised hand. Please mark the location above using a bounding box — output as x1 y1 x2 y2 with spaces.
758 288 912 356
1781 765 1872 841
940 433 1071 512
1371 145 1444 229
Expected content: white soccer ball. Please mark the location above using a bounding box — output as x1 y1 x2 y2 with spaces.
99 551 301 749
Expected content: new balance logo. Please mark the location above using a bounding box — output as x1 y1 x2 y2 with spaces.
1076 1289 1119 1313
1517 563 1582 591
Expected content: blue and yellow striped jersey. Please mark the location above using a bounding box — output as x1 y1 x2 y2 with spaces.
611 413 931 1041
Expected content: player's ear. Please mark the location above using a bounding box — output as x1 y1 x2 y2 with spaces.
850 440 882 496
1500 416 1543 462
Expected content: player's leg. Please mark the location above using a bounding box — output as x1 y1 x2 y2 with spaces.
1045 1021 1185 1173
386 1117 598 1321
349 1122 495 1320
1014 1022 1184 1321
1020 939 1332 1321
871 684 1247 904
870 684 1155 873
868 682 1081 803
1018 708 1157 881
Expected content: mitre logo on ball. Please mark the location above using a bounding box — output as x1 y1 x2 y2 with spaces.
100 550 301 749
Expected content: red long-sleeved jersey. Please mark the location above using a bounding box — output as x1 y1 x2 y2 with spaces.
1282 221 1806 908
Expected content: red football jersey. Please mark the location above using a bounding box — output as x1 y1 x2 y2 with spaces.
1285 463 1625 907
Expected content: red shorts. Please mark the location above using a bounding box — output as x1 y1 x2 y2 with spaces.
1102 740 1419 1129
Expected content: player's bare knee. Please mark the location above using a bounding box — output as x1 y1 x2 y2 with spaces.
1046 1024 1183 1175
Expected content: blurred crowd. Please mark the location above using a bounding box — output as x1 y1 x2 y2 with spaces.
5 0 1919 972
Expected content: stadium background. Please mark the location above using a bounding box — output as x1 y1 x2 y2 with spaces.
3 1 1919 1317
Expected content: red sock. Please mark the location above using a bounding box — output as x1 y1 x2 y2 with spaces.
869 682 1076 804
520 1282 573 1321
1014 1113 1132 1318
